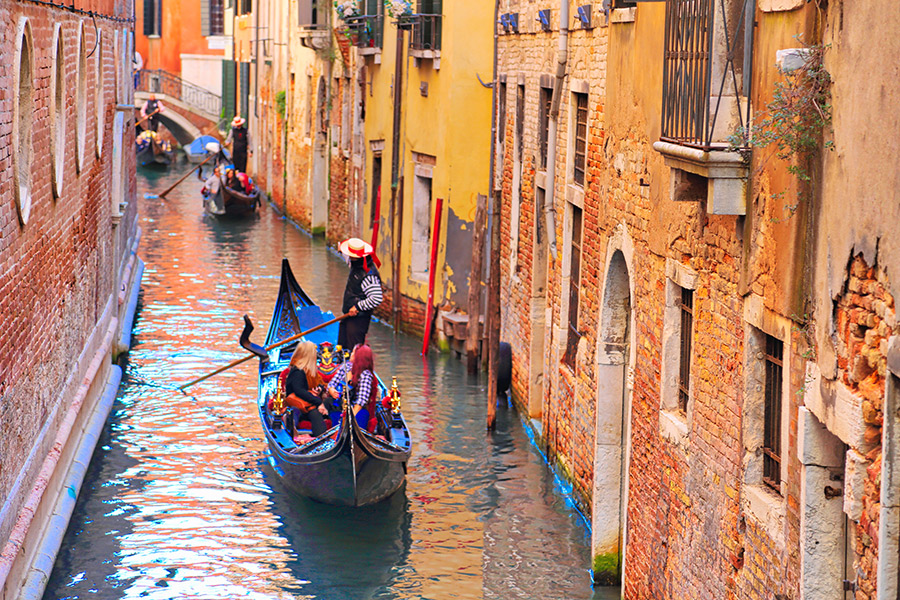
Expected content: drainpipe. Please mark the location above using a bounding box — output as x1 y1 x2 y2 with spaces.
543 0 569 261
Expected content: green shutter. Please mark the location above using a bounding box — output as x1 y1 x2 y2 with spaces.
239 62 250 120
222 60 236 125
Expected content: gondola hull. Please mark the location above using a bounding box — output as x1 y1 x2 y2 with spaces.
252 259 411 506
136 139 173 167
220 184 260 216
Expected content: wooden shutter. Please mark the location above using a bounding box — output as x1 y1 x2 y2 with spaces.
143 0 156 35
298 0 314 25
201 0 210 36
222 60 236 124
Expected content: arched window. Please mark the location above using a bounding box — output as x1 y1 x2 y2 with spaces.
50 24 66 198
75 21 88 173
95 30 104 157
13 18 34 224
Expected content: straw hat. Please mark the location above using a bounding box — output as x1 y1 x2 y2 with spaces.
338 238 374 258
231 116 246 127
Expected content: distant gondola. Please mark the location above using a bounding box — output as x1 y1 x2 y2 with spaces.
135 130 173 167
240 259 412 506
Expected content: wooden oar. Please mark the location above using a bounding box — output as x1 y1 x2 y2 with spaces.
135 108 161 128
178 313 349 392
159 153 216 198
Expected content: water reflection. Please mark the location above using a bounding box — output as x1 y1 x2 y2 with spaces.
44 165 610 599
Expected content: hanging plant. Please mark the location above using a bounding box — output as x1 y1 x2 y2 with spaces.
385 0 413 18
334 0 360 21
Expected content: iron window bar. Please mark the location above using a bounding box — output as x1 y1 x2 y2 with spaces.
345 14 384 49
573 93 588 186
762 334 783 494
409 13 442 51
660 0 754 151
677 287 693 414
564 207 584 369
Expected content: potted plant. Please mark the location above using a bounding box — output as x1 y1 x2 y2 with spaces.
385 0 413 18
334 0 360 21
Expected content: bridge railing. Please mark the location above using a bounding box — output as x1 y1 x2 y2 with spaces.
136 69 222 119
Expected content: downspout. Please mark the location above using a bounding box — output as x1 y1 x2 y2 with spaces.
544 0 569 261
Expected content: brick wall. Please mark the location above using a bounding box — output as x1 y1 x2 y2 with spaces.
0 0 137 538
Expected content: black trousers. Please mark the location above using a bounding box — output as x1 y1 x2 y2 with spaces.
338 312 372 351
233 150 248 173
292 408 327 437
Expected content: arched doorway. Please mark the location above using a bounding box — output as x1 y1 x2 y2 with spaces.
592 248 633 587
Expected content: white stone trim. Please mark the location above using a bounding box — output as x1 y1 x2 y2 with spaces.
12 17 34 225
659 259 698 448
742 483 786 547
877 369 899 599
610 7 636 23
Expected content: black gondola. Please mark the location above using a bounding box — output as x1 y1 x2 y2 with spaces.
240 259 412 506
220 182 260 216
135 131 173 167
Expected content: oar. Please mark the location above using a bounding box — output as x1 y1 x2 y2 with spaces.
135 108 161 128
158 153 216 198
177 313 349 393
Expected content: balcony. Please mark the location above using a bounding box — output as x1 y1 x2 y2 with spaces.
654 0 754 215
345 14 384 54
409 13 441 58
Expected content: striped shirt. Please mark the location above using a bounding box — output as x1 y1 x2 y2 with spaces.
356 273 383 312
326 361 375 407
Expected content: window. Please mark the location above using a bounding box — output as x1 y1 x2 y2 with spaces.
143 0 162 36
202 0 225 36
573 92 587 186
50 25 65 199
370 154 382 226
238 0 252 16
564 205 583 368
509 83 525 270
498 81 507 153
411 0 442 51
13 18 34 225
763 334 783 493
75 22 88 173
95 31 104 158
411 172 433 280
539 85 551 170
357 0 384 49
297 0 320 26
677 287 693 413
516 85 525 165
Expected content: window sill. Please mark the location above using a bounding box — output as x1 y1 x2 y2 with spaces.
660 409 689 449
358 47 382 57
742 484 786 545
653 140 748 215
610 8 636 24
147 34 161 39
565 183 585 209
410 48 440 60
759 0 804 11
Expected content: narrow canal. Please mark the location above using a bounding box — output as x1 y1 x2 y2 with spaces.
44 166 611 600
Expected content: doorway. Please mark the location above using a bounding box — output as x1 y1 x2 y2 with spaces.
592 250 633 586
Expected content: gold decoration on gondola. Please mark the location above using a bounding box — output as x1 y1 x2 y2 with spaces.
389 376 401 414
272 381 286 415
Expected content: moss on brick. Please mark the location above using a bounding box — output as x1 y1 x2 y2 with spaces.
592 552 619 585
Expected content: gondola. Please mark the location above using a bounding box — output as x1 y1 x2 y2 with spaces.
185 135 221 163
239 259 412 506
135 130 173 167
221 181 260 216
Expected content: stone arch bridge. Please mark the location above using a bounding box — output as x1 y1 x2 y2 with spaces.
135 70 225 146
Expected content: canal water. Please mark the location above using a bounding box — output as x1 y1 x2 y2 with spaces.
44 165 612 600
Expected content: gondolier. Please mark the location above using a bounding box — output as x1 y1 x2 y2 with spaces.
225 116 252 173
338 238 382 351
140 94 164 132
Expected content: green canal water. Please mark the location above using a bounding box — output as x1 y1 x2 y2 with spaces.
43 165 615 599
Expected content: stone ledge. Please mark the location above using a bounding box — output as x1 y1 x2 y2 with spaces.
659 409 689 450
742 484 786 547
653 140 748 215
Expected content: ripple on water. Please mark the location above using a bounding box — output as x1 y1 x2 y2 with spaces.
43 167 612 600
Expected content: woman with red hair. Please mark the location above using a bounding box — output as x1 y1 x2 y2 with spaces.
327 344 378 427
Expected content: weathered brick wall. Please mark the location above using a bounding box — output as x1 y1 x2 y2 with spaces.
0 0 136 531
832 254 894 599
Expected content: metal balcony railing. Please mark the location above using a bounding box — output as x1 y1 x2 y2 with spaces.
345 14 384 49
660 0 753 150
410 13 442 52
136 69 222 118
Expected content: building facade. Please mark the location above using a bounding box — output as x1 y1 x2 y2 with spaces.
496 0 899 598
0 1 141 597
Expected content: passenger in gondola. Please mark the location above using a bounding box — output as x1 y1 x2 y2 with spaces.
284 341 330 438
236 170 254 194
338 238 383 351
225 168 244 193
327 344 378 428
202 166 224 213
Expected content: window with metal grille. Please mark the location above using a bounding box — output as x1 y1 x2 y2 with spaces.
412 0 442 51
661 0 752 150
516 84 525 163
370 154 382 225
539 86 551 170
202 0 225 36
677 287 693 413
143 0 162 36
498 81 507 154
564 206 583 368
763 335 783 494
573 92 587 186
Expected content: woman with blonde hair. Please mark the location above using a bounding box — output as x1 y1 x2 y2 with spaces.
284 341 329 437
